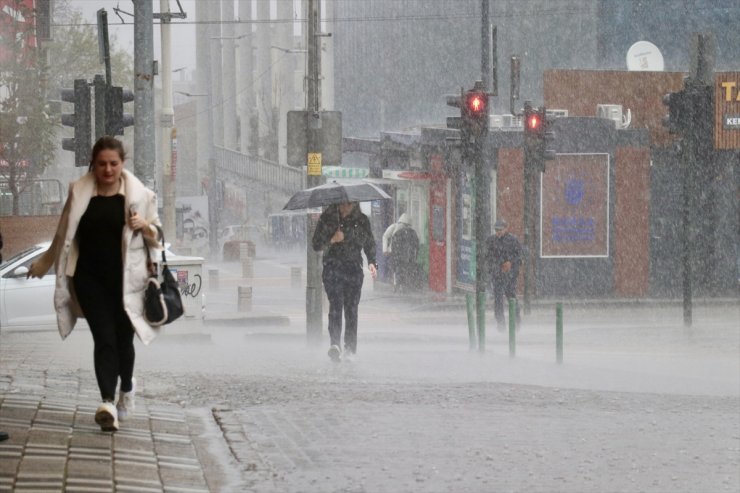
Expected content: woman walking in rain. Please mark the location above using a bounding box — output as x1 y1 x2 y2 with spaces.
29 136 161 432
312 201 377 361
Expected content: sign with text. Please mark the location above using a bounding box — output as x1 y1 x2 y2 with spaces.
541 153 609 258
715 72 740 149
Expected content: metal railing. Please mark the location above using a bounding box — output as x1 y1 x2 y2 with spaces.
215 146 304 194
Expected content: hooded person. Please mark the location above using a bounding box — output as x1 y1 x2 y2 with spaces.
312 202 377 361
388 215 419 292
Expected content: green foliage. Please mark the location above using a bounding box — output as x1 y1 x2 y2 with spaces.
0 0 57 214
46 9 134 95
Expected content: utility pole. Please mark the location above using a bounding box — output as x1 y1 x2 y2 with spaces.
159 0 175 241
133 0 156 189
662 33 716 328
305 0 324 344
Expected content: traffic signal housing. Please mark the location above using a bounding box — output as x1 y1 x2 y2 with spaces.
106 86 135 136
60 79 92 166
522 103 556 172
462 89 488 136
662 89 688 135
446 82 490 138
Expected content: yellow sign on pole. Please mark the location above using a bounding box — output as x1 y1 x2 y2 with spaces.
307 152 322 176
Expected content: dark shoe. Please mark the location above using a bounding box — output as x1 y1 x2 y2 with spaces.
327 345 341 362
0 431 8 442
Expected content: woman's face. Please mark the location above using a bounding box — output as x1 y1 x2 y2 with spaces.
92 149 124 188
339 202 355 217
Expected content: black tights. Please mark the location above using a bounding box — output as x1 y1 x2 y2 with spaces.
74 273 135 401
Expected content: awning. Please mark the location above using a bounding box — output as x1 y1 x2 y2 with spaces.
322 166 369 179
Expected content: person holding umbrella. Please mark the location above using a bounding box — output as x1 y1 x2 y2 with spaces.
312 201 377 361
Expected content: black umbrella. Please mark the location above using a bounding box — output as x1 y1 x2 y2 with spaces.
283 180 391 210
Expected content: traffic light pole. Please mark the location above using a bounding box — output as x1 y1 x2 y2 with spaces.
473 135 488 352
305 0 323 345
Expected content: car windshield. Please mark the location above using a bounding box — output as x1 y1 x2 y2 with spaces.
0 245 44 269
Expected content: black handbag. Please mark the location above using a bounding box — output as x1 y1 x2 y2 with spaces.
143 228 184 326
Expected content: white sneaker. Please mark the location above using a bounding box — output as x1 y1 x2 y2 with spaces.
116 377 136 420
95 402 119 432
327 345 341 362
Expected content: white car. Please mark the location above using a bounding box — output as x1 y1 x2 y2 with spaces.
0 242 58 330
0 242 204 330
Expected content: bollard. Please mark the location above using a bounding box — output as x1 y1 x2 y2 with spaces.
241 257 253 278
477 291 486 353
239 243 250 261
238 285 252 312
291 267 302 289
465 293 476 350
508 298 517 357
208 269 219 291
556 302 563 364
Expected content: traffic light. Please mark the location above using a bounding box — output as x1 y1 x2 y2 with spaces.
662 89 688 135
106 86 135 136
462 89 488 136
522 103 555 172
446 82 489 137
60 79 92 166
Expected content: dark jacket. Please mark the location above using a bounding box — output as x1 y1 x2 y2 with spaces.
391 224 419 264
485 232 522 278
312 205 377 269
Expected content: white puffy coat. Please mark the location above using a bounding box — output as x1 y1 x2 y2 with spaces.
33 169 162 344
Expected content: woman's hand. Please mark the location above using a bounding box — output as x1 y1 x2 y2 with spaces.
330 229 344 244
27 262 45 279
368 263 377 280
128 212 149 232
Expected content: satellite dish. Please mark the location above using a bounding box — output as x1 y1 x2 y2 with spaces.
626 41 665 71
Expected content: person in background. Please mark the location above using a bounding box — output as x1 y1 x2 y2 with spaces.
312 202 377 362
389 215 419 292
485 218 522 330
382 213 410 289
28 136 162 432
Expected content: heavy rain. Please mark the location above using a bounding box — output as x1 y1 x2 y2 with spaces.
0 1 738 491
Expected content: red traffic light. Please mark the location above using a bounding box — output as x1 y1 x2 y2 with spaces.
465 91 487 115
526 113 541 131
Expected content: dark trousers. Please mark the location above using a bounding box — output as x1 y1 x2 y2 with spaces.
491 267 520 326
74 272 135 401
322 261 364 353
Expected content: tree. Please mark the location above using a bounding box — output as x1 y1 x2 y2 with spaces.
0 0 56 215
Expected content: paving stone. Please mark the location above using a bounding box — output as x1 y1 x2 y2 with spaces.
15 457 66 477
114 436 156 452
158 465 208 489
34 409 75 427
153 442 198 460
26 429 69 448
114 461 161 483
65 477 114 491
150 418 188 435
70 431 113 450
66 457 113 480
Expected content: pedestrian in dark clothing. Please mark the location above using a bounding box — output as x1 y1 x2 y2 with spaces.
390 218 419 292
486 219 522 329
312 202 377 361
28 136 162 432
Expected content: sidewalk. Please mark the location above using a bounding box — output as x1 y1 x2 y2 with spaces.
0 251 737 491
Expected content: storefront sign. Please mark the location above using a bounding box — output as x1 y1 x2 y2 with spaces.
541 153 609 258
